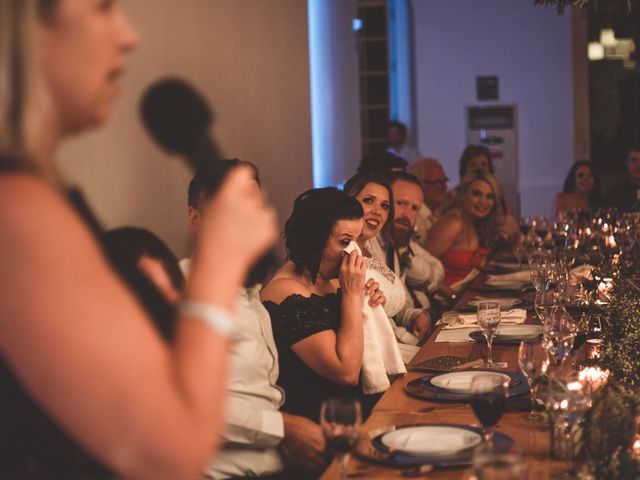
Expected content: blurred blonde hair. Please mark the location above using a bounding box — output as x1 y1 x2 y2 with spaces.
454 170 504 248
0 0 52 165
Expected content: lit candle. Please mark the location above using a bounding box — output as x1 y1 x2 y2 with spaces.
586 339 603 359
578 366 609 390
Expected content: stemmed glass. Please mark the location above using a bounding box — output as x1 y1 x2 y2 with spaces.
477 301 501 369
469 374 509 446
534 289 560 325
546 372 592 477
535 215 549 244
518 340 550 423
320 398 362 480
543 309 576 367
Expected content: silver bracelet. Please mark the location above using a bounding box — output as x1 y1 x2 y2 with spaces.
179 301 235 337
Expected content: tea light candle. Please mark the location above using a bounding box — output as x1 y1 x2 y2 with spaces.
578 366 609 391
586 339 603 359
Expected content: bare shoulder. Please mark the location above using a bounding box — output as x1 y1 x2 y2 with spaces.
0 174 92 248
431 209 464 236
260 273 312 304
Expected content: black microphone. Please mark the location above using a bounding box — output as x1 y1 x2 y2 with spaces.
140 78 224 173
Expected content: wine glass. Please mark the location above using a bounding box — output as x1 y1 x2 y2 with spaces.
546 372 592 476
477 301 501 369
470 374 509 445
534 289 559 325
473 443 528 480
519 217 533 238
543 309 576 366
518 341 550 423
320 398 361 480
535 215 549 244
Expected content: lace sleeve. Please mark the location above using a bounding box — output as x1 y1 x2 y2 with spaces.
263 293 340 346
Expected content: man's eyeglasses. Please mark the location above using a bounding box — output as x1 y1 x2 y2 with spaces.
421 178 449 186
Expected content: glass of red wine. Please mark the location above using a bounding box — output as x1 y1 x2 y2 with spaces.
469 374 509 445
320 398 361 479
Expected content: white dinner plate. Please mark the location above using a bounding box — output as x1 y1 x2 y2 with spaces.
468 297 521 308
380 425 481 457
430 371 511 394
496 324 543 340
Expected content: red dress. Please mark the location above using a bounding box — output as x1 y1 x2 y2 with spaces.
441 248 489 286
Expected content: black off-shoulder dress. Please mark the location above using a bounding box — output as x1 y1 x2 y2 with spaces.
263 291 379 423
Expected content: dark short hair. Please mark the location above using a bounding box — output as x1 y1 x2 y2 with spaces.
385 170 423 192
185 159 273 286
459 145 494 178
562 159 600 207
103 227 185 291
285 188 363 282
388 120 407 139
343 173 395 244
357 151 408 175
187 159 259 208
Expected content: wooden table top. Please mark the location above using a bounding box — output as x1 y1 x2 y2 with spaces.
320 271 567 479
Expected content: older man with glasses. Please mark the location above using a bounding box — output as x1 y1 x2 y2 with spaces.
408 158 450 248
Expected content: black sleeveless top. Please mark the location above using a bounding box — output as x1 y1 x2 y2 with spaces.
0 157 177 478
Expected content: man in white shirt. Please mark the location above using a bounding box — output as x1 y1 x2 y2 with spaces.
386 120 423 164
408 158 450 247
184 163 325 479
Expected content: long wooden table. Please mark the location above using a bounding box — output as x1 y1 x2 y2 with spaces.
320 274 566 479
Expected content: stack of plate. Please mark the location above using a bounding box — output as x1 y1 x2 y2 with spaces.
469 324 543 345
430 371 511 394
380 425 481 458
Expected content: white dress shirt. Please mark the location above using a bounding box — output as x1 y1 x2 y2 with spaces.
180 259 286 479
413 203 438 248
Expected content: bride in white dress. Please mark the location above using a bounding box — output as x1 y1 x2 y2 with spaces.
342 174 422 361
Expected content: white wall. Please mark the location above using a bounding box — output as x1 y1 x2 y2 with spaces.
308 0 361 188
411 0 579 218
58 0 313 257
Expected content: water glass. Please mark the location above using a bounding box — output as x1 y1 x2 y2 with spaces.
473 443 528 480
518 340 550 423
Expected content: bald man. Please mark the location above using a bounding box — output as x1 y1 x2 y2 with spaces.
408 158 449 247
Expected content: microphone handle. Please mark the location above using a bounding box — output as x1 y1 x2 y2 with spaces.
186 134 225 175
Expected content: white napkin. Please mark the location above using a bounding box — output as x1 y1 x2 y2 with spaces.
570 264 592 282
343 242 406 394
440 309 527 330
435 328 477 343
449 268 480 292
486 270 531 284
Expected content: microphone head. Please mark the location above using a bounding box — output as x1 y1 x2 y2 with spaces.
140 78 212 156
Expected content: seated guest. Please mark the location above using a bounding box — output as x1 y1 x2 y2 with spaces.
343 174 421 357
261 188 383 421
386 120 423 164
342 173 406 318
183 163 327 478
103 227 184 305
604 148 640 210
555 160 600 218
408 158 450 246
365 172 445 341
455 145 519 246
357 151 407 175
458 145 494 180
425 171 503 289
